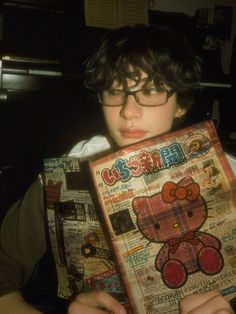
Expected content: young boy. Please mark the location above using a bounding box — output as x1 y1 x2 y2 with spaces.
0 25 235 314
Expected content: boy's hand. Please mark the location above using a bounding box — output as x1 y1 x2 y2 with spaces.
179 291 233 314
67 291 127 314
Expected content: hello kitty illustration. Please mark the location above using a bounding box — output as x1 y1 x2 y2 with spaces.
132 176 223 288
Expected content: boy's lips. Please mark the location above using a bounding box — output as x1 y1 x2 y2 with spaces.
120 128 148 139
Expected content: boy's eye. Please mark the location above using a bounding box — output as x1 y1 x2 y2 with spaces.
107 89 123 96
142 88 159 96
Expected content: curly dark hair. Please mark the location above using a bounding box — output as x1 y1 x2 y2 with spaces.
84 24 202 112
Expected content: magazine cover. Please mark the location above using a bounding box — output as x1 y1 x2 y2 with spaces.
89 120 236 313
43 158 130 309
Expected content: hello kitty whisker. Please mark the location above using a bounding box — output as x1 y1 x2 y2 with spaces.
138 235 145 241
206 200 215 205
132 230 141 235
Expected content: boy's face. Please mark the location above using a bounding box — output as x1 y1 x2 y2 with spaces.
102 71 186 147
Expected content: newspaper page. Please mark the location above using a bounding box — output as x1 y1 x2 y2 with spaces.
116 0 148 27
89 120 236 314
84 0 148 28
84 0 117 29
43 158 130 309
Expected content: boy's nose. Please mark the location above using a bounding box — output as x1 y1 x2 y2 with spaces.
119 94 142 119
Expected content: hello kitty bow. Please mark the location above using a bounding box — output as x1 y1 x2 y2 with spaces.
162 181 200 203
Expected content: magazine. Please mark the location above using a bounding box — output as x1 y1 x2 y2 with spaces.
43 158 130 309
89 120 236 313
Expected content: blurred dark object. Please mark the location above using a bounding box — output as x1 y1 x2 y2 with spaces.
148 10 196 47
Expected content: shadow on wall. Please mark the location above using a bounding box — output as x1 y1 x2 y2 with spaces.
0 83 105 216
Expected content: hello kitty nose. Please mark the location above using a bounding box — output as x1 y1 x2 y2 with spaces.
173 223 179 228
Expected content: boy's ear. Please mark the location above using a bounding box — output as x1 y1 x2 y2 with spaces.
175 107 187 118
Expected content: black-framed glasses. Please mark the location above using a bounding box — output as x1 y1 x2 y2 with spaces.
99 87 175 107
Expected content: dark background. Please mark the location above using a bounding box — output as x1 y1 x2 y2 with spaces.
0 0 235 213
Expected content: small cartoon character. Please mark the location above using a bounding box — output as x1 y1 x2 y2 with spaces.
189 140 202 152
203 159 223 195
132 176 223 288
